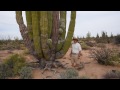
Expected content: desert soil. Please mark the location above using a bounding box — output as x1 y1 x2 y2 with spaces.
0 43 120 79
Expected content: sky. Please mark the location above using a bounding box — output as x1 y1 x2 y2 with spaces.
0 11 120 40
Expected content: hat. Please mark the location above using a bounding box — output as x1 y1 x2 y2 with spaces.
72 37 78 41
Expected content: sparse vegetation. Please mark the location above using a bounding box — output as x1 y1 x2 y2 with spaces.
103 70 120 79
80 42 90 50
96 43 106 48
91 48 120 66
19 66 33 79
59 68 79 79
0 63 14 79
4 54 26 75
0 37 24 50
114 34 120 44
85 41 95 47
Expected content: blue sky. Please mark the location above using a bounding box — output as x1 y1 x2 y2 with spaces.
0 11 120 39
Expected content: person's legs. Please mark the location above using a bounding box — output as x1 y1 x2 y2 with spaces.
74 55 80 67
71 55 76 67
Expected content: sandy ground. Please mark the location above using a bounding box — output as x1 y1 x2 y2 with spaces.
0 43 120 79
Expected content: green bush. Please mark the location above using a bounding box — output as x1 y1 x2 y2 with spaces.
3 54 26 75
0 64 14 79
85 41 94 47
0 39 24 50
96 43 106 48
19 66 33 79
103 70 120 79
81 42 90 50
114 34 120 44
79 76 90 79
91 48 120 66
59 68 79 79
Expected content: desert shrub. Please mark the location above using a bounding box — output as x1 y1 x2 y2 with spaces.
103 70 120 79
3 54 26 75
96 43 106 48
0 39 24 50
85 41 94 47
19 66 33 79
114 34 120 44
91 48 120 65
59 68 79 79
79 76 90 79
81 42 90 50
0 64 14 79
23 48 30 55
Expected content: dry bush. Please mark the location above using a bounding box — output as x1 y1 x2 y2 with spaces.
91 48 120 66
103 70 120 79
59 68 79 79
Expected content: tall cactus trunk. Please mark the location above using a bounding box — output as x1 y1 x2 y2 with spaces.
47 11 53 38
50 11 59 61
56 11 66 53
31 11 43 59
40 11 50 60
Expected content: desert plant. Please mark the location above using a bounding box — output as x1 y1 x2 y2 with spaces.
92 48 112 65
16 11 76 68
103 70 120 79
96 43 106 48
85 41 94 47
86 31 91 39
91 48 120 65
0 37 23 50
0 63 14 79
19 66 33 79
79 76 90 79
81 42 90 50
3 54 26 75
114 34 120 44
59 68 79 79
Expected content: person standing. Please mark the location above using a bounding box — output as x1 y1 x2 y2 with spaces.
70 37 82 67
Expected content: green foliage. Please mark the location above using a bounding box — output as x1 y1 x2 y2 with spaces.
86 31 91 39
79 76 90 79
0 64 14 79
96 43 106 48
91 48 120 66
19 66 33 79
0 38 23 50
3 54 26 75
96 33 99 38
59 68 79 79
114 34 120 44
103 70 120 79
81 42 90 50
85 41 94 47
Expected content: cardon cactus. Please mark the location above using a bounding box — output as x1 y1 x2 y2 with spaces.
16 11 76 66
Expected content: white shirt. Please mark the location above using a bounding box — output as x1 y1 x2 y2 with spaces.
71 42 82 54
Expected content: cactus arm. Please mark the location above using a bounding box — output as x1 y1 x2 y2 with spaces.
16 11 34 54
56 11 67 52
47 11 53 38
40 11 50 60
26 11 33 41
62 11 76 55
31 11 43 58
60 11 66 39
